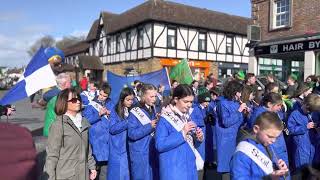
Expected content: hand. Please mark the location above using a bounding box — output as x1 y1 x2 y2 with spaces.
6 108 14 116
271 159 288 179
238 103 247 112
99 107 109 116
195 127 204 141
151 119 158 128
307 122 315 129
89 169 97 180
182 121 196 136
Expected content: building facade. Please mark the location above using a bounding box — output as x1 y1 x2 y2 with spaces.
249 0 320 81
67 0 250 81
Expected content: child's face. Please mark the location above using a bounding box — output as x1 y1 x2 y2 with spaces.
254 126 282 146
268 102 282 112
211 94 217 100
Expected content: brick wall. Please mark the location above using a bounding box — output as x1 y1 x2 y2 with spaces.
251 0 320 41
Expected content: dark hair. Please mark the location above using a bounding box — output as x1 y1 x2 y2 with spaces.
265 82 279 94
134 80 141 85
171 80 178 85
245 73 255 83
172 84 194 100
99 82 111 95
223 80 244 100
141 84 157 96
304 93 320 112
241 85 255 104
191 80 198 85
55 88 82 116
262 92 282 107
254 111 284 131
115 87 135 119
204 79 213 88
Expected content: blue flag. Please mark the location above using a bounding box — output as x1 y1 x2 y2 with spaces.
0 47 57 105
107 68 171 104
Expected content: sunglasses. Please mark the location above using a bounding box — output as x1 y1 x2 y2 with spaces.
67 97 80 103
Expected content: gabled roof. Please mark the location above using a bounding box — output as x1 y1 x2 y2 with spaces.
102 0 250 35
86 19 100 41
78 55 104 70
63 41 90 56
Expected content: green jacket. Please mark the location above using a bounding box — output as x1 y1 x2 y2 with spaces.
43 96 57 137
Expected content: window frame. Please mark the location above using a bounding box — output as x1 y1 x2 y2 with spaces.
126 32 131 51
270 0 292 30
167 27 177 49
137 27 144 49
198 32 207 52
107 37 111 55
116 35 121 53
226 35 234 55
99 40 103 56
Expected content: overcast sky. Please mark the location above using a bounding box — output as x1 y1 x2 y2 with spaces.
0 0 251 68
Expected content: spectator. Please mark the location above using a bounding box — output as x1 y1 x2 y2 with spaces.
80 75 89 91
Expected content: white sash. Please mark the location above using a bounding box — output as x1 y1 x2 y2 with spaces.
236 141 274 175
161 111 204 170
130 107 152 125
89 101 109 119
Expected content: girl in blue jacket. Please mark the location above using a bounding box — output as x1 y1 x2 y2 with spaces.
231 111 289 179
107 87 135 180
215 80 246 178
287 93 320 171
127 84 159 180
155 84 204 180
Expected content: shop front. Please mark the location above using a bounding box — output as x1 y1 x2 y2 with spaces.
252 36 320 81
160 58 213 81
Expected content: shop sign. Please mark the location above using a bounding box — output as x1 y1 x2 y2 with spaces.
255 38 320 55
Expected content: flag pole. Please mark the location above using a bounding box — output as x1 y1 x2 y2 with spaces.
165 67 171 88
186 59 194 80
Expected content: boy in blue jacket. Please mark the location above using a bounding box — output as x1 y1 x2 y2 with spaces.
231 111 289 179
82 82 114 180
287 93 320 172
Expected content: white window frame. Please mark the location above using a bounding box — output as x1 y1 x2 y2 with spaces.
270 0 292 30
99 40 103 56
226 36 233 54
116 35 121 53
198 32 207 52
167 27 177 49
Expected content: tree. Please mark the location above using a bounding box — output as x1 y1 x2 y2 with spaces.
56 35 86 50
27 35 56 57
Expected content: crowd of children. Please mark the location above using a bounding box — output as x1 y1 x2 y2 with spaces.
44 72 320 180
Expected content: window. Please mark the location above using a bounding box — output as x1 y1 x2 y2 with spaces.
226 36 233 54
107 38 111 55
198 32 207 52
271 0 291 29
116 35 120 53
137 28 144 49
99 40 103 56
167 27 177 48
126 32 131 51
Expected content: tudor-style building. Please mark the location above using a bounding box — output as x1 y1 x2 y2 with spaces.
67 0 250 81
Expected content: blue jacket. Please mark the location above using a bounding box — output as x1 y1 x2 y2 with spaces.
155 117 198 180
80 90 98 106
107 109 130 180
247 106 290 172
127 106 159 180
190 104 207 160
287 108 317 169
231 138 275 180
215 98 244 172
206 100 218 163
82 99 114 162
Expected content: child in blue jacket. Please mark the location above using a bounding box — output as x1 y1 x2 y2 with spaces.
107 87 135 180
287 93 320 172
127 84 159 180
231 111 289 179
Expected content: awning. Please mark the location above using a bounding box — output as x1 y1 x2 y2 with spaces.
78 55 104 70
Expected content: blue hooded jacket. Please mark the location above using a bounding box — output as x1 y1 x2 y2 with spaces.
107 109 130 180
127 106 159 180
215 98 244 172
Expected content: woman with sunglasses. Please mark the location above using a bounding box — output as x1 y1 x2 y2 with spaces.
44 88 97 180
107 87 135 180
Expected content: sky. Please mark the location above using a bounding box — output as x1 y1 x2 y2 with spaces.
0 0 251 68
